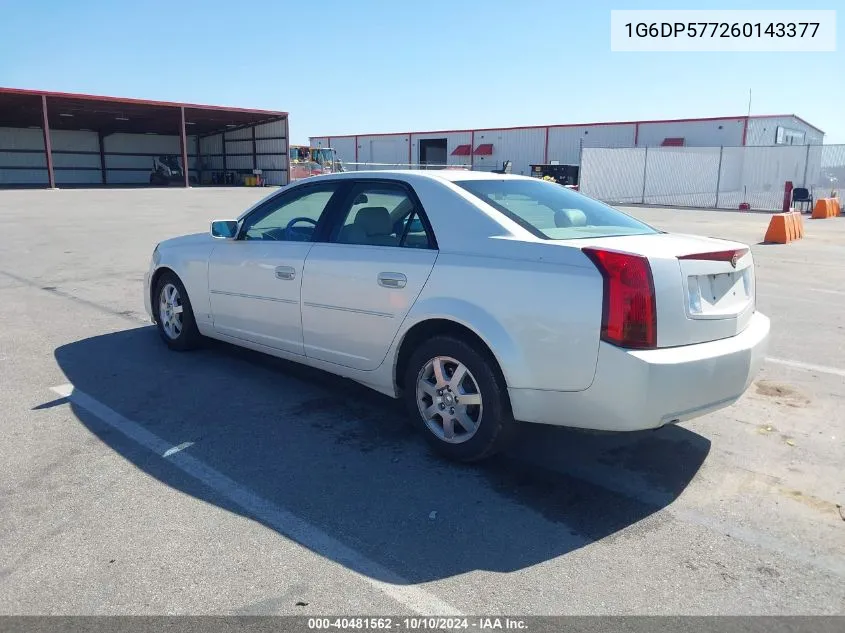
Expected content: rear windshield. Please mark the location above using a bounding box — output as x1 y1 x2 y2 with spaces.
456 178 659 240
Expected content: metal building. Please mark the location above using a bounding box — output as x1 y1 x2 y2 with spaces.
0 88 289 188
311 114 824 177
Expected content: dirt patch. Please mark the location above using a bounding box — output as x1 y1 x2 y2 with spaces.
756 381 797 398
754 381 811 406
779 488 841 517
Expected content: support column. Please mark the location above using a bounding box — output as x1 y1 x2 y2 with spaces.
715 146 724 208
41 95 55 189
470 130 475 170
196 135 203 185
802 143 811 187
179 106 189 188
283 115 290 185
543 127 550 164
641 146 649 204
222 130 227 174
576 138 584 185
252 126 257 171
98 131 107 185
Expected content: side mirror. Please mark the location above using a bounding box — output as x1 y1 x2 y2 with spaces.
211 220 238 239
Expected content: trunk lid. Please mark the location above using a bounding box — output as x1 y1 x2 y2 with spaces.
569 232 756 347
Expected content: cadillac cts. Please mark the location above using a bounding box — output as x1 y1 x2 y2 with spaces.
144 171 770 461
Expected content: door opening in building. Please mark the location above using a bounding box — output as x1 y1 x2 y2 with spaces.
419 138 447 169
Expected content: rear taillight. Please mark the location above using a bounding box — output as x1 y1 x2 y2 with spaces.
583 247 657 349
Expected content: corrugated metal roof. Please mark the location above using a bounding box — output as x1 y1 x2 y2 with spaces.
315 114 823 140
0 86 287 116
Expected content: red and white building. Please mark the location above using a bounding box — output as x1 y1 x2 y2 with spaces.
311 114 824 177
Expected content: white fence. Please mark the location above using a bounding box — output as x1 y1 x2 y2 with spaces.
580 144 844 211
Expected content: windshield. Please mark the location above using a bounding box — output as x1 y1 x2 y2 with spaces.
456 178 659 240
313 149 333 165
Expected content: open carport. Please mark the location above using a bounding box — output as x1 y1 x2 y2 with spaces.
0 87 289 188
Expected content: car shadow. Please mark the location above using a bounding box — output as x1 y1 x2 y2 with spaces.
50 327 710 584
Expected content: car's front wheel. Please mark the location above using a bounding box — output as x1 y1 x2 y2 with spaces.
154 272 201 351
404 336 516 462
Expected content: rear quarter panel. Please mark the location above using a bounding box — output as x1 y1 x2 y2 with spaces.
406 249 603 391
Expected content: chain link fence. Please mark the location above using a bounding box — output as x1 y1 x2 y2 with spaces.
580 144 845 211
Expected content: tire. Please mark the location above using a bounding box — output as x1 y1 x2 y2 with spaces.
153 271 202 351
403 335 516 462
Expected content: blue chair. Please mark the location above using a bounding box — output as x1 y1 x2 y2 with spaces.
792 187 813 213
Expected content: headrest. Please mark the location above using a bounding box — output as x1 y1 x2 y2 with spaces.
354 207 392 235
554 208 587 228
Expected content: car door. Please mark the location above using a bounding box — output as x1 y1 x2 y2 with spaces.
207 181 344 355
300 180 438 370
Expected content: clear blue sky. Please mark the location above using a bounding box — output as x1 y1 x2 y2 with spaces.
0 0 841 143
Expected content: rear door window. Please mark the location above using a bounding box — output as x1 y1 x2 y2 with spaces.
330 182 435 249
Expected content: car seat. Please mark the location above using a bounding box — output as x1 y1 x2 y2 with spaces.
339 207 398 246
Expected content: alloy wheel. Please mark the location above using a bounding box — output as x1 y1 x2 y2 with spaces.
158 283 184 340
416 355 483 444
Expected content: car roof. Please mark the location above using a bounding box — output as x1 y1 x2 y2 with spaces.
238 170 530 221
306 169 534 184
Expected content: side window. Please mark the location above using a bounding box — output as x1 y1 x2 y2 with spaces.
240 185 338 242
333 183 434 249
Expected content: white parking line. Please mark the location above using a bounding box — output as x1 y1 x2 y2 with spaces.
760 294 834 306
765 357 845 378
162 441 194 458
811 288 845 296
50 383 463 616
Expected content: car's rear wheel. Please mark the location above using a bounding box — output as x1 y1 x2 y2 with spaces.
154 272 201 351
404 335 516 462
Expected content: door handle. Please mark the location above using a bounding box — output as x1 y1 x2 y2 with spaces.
275 266 296 280
377 272 407 289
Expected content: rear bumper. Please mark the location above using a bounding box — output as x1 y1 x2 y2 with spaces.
509 311 770 431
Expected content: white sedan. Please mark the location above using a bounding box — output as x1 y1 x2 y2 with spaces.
144 170 770 462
